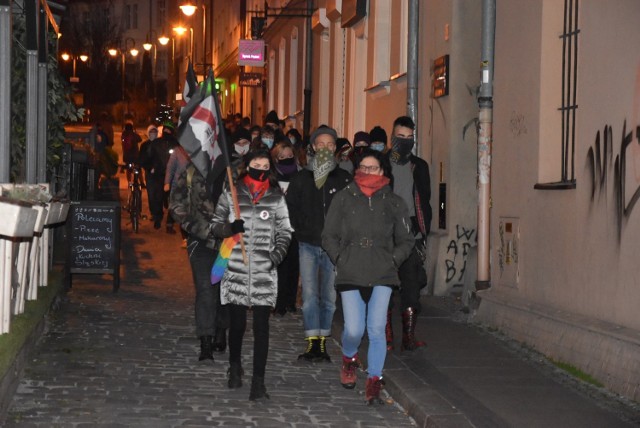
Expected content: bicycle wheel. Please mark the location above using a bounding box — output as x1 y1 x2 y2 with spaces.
131 191 140 233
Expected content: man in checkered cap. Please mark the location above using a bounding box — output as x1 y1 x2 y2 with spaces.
285 125 352 362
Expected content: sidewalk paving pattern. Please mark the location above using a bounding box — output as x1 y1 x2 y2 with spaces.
3 133 639 426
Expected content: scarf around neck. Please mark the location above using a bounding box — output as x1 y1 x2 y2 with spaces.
354 170 390 197
243 175 270 204
312 148 337 189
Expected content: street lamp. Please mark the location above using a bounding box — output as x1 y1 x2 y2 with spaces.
173 25 193 61
61 52 89 83
108 38 139 102
179 1 207 72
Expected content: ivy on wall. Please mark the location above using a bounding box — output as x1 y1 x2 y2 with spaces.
10 14 83 182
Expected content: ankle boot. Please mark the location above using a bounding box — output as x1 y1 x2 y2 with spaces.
212 328 227 353
297 336 319 361
385 310 394 351
199 335 214 361
340 354 360 389
401 307 426 351
227 362 244 388
365 376 385 405
315 336 332 362
249 376 270 401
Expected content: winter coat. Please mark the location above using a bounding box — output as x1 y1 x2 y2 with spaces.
164 146 191 188
285 166 352 246
210 180 293 307
390 154 433 236
169 165 226 249
322 182 415 287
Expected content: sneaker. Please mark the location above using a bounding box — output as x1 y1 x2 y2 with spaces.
297 336 319 361
340 354 360 389
153 220 161 230
315 336 332 362
365 376 385 405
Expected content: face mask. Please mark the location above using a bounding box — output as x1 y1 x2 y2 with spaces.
370 143 385 152
248 167 269 182
235 144 249 155
289 136 297 145
262 138 274 149
278 157 295 166
390 136 415 164
252 133 260 141
149 132 158 141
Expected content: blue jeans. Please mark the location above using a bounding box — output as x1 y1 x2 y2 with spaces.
299 242 336 337
340 286 392 378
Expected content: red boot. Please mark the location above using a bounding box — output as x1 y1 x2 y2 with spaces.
340 354 360 389
365 376 385 405
401 307 426 351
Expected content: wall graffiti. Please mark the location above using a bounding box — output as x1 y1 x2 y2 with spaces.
445 225 476 283
587 120 640 237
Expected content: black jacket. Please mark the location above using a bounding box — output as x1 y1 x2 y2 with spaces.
285 166 352 246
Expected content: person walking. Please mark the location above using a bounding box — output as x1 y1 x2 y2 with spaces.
121 122 142 183
285 126 351 362
210 149 292 401
164 144 190 236
385 116 433 351
322 149 414 404
271 140 301 316
169 152 228 363
139 124 159 220
147 122 179 230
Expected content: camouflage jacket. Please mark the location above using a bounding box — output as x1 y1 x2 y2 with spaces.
169 165 225 249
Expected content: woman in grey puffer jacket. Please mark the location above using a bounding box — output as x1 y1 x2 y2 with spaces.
322 149 414 405
210 149 292 402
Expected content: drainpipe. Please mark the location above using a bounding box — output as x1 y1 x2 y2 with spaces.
0 0 11 182
302 0 313 142
476 0 495 290
26 0 39 184
37 4 48 183
407 0 419 155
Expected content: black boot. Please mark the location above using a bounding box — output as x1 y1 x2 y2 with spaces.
199 335 214 361
297 336 319 361
314 336 332 362
227 362 244 388
212 328 227 353
249 376 270 401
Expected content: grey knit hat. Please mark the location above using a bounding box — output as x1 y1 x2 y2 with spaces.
310 125 338 146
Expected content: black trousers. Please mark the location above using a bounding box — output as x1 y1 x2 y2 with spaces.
228 305 271 377
275 237 299 310
391 247 427 312
186 237 219 337
147 175 164 222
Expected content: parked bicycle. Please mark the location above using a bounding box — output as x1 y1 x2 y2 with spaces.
120 163 144 233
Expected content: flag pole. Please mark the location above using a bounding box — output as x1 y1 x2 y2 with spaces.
210 71 248 264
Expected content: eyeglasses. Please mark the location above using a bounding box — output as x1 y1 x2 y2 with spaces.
359 165 381 173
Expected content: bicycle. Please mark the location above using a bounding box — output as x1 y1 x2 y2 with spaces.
120 163 143 233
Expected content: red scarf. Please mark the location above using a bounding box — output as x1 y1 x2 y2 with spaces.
243 175 270 204
354 170 390 197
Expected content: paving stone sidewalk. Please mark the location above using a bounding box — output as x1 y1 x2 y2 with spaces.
3 204 416 427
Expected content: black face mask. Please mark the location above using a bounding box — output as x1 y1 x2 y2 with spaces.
390 136 414 164
277 157 295 166
248 167 269 182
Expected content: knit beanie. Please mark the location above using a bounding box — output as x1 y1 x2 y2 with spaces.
369 126 387 144
309 125 338 146
353 131 370 147
265 110 280 125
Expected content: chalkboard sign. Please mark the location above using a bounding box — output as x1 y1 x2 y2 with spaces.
68 201 120 291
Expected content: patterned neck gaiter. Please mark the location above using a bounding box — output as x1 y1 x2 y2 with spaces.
312 147 337 189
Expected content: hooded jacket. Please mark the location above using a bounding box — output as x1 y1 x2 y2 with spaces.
322 182 415 287
210 180 292 307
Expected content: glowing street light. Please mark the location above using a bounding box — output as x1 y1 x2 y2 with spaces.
61 52 89 82
179 2 197 16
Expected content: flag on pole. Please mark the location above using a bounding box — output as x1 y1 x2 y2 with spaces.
211 234 241 284
183 60 198 104
177 70 230 179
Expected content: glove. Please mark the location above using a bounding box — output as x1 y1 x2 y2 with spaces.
230 219 245 234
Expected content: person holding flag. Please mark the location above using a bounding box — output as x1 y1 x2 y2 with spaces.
209 148 292 401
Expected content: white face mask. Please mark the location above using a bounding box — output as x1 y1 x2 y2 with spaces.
235 144 249 155
371 142 385 152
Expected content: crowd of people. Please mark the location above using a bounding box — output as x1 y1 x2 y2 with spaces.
90 109 432 405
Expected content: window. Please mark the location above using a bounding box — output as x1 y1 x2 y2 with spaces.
132 4 138 30
124 5 131 30
124 3 138 30
535 0 579 190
